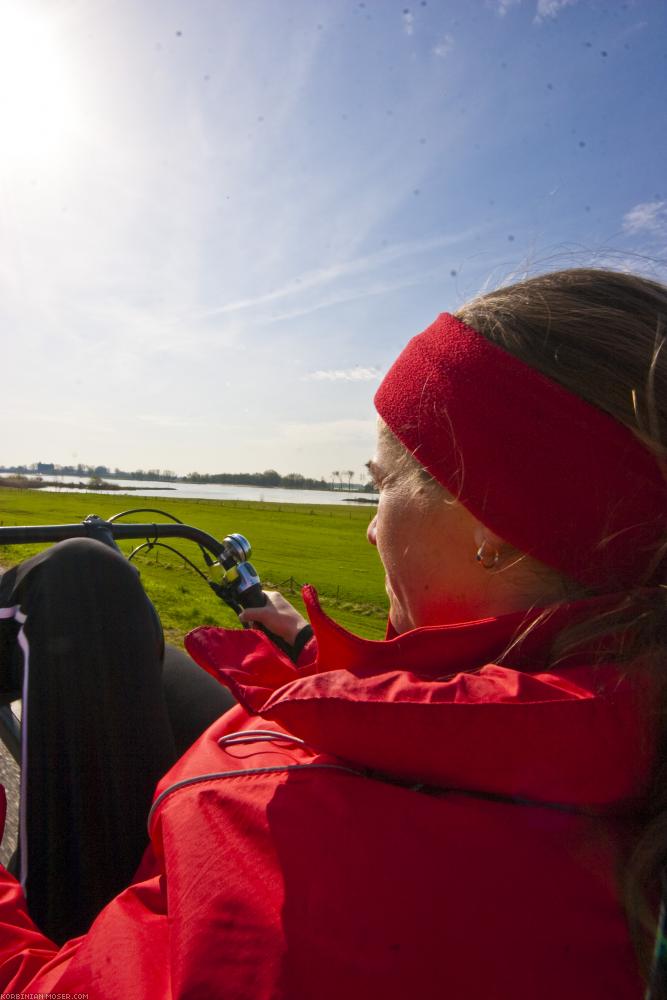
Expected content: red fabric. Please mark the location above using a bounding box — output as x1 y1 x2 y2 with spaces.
374 312 667 589
0 593 652 998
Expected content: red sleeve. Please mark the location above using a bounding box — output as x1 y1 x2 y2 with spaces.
0 863 72 991
0 861 171 996
0 783 169 997
296 634 318 669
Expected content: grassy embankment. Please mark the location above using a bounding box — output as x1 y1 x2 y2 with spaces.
0 488 387 643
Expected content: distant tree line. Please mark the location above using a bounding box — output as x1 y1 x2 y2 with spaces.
0 462 179 482
184 469 330 490
0 462 377 493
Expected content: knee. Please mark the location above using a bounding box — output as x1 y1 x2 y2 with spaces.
37 538 140 592
44 536 126 567
30 539 162 649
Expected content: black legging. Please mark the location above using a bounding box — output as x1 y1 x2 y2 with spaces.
0 537 235 944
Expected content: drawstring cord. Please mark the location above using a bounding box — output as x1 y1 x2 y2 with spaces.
646 868 667 1000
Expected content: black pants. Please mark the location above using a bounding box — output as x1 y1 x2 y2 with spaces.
0 538 235 944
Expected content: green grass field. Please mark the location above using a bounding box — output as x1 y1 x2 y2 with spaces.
0 488 387 643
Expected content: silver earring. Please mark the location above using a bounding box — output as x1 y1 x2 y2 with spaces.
476 539 500 569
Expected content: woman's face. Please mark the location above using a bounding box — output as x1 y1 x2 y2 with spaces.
366 432 499 633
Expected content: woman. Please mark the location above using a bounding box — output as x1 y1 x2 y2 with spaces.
0 267 665 998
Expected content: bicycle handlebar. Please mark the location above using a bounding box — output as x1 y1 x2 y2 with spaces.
0 521 229 559
0 511 307 766
0 511 304 660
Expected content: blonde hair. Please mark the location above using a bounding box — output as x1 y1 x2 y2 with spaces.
391 267 667 974
458 268 667 975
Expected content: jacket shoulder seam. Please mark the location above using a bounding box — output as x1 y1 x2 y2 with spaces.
147 762 361 833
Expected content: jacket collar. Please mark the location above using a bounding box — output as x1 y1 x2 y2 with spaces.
188 585 629 701
185 588 654 809
302 584 645 677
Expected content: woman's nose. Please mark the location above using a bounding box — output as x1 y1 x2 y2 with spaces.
367 515 377 546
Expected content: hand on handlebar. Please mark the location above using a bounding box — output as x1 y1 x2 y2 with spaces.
238 591 309 645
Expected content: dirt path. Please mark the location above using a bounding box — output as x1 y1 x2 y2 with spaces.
0 736 19 867
0 556 19 867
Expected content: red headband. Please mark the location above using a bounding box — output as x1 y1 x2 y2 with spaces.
374 312 667 589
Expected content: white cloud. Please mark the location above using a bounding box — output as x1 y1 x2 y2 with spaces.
277 419 377 444
303 367 382 382
622 200 667 236
402 10 414 35
197 230 480 321
433 34 455 57
136 414 208 428
18 410 114 434
535 0 578 21
488 0 522 16
263 272 436 324
488 0 578 21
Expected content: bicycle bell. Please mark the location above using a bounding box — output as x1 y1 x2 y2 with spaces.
220 533 251 569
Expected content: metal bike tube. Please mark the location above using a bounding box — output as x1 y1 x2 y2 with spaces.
0 522 227 559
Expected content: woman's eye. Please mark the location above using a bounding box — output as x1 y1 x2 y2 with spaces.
366 461 384 490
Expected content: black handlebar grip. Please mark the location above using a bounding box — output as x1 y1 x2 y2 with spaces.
237 582 267 609
233 564 299 661
238 587 300 661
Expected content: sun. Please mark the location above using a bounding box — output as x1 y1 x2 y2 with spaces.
0 3 76 166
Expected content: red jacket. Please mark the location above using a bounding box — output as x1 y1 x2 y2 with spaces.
0 587 652 998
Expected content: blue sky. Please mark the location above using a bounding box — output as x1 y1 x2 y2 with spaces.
0 0 665 480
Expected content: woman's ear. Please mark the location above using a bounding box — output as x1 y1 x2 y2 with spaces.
472 525 519 571
473 525 505 551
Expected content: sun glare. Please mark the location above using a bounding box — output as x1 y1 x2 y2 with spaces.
0 3 76 166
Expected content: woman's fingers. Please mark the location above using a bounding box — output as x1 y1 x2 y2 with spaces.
238 591 308 644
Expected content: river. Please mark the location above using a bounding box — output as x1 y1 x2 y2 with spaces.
0 473 377 508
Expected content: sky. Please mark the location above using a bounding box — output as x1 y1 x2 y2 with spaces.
0 0 666 481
